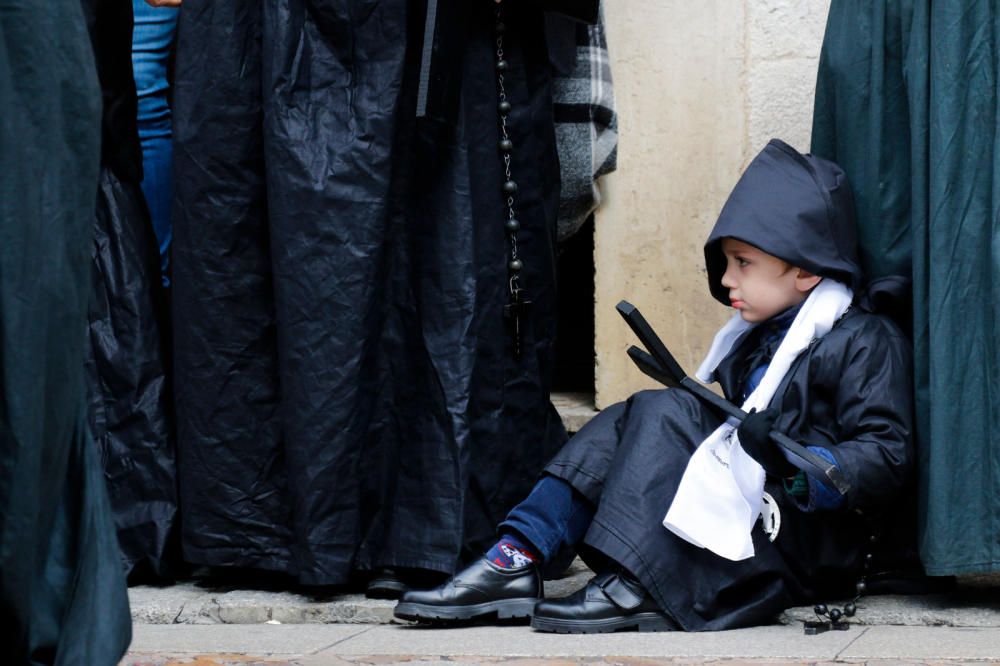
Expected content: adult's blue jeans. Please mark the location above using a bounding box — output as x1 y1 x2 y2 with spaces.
498 474 595 564
132 1 178 287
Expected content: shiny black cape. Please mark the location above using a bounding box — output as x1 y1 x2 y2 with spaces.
547 307 913 630
172 0 583 584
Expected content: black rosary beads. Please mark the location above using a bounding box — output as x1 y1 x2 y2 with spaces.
495 1 532 360
805 600 856 634
804 532 874 634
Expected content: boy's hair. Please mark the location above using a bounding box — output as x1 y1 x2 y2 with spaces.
703 139 862 305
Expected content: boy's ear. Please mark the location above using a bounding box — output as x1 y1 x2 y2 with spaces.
795 268 822 293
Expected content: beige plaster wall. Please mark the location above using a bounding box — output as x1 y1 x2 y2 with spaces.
593 0 832 408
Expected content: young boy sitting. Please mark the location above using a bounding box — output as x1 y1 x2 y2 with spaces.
394 139 913 633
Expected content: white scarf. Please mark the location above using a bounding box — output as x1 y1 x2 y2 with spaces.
662 279 853 561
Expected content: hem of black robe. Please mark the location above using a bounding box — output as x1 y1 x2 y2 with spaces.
923 560 1000 577
370 557 458 576
181 546 460 584
544 460 604 505
181 545 298 577
116 505 178 576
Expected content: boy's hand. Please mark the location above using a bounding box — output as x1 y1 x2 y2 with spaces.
737 408 797 478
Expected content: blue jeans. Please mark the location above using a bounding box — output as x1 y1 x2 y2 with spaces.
498 474 595 564
132 1 178 287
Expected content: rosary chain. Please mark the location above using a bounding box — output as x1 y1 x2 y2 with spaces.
495 3 522 292
812 531 874 628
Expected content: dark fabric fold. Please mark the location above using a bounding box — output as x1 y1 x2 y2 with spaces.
82 0 177 577
86 167 176 576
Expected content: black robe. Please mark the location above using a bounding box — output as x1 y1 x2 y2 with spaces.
172 0 592 584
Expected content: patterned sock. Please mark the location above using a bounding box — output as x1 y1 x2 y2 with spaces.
486 533 540 569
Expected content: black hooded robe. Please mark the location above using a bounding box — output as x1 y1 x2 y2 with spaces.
543 141 914 630
173 1 594 584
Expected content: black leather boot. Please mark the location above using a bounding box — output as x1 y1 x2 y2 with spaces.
393 557 541 623
531 570 674 633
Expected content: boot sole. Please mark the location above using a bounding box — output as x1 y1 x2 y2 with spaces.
531 612 673 634
394 598 538 623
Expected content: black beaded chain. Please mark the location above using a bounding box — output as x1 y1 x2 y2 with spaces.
495 1 531 360
804 531 876 634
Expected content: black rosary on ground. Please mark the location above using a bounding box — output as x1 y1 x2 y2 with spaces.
804 532 876 634
494 2 532 360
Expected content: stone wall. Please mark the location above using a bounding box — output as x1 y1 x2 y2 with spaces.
593 0 832 408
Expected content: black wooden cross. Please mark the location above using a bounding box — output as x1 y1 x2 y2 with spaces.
504 287 532 360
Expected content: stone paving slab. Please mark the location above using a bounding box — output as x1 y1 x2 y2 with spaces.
841 626 1000 660
129 624 368 655
125 624 855 661
124 623 1000 664
124 656 1000 666
315 625 856 659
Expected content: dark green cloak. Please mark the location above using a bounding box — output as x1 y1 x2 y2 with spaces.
0 1 132 662
812 0 1000 576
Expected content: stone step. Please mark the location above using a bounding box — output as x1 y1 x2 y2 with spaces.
130 560 1000 628
552 391 597 433
130 559 594 626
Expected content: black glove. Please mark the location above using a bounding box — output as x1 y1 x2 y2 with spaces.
737 407 797 478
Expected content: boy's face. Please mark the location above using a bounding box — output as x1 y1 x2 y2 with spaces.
719 238 820 323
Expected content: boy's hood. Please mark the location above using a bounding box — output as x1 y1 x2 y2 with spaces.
704 139 862 305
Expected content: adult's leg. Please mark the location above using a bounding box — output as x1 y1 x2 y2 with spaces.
131 0 177 286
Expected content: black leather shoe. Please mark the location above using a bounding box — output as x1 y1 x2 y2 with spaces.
366 568 410 600
393 557 541 623
531 570 674 633
366 567 449 600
